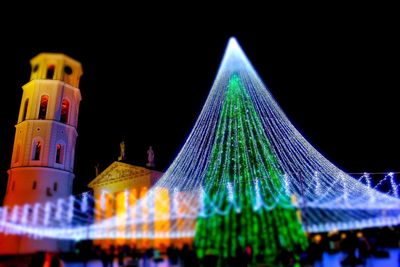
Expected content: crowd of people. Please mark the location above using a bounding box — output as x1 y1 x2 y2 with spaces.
19 227 399 267
301 227 399 266
73 243 198 267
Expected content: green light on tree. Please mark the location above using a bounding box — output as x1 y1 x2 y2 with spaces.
195 73 308 266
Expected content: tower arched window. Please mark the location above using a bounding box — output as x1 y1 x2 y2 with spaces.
22 98 29 120
60 99 70 123
56 144 64 164
32 181 37 190
46 187 53 197
32 140 42 161
46 64 55 79
53 182 58 192
38 95 49 120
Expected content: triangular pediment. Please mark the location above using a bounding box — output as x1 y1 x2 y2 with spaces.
88 161 161 189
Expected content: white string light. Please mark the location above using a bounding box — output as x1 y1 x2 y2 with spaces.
389 172 399 198
0 37 399 240
81 192 89 213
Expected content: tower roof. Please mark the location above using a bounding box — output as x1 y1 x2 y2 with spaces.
29 53 83 87
30 53 82 71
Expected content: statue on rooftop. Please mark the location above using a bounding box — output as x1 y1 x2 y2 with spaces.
95 163 100 177
146 146 155 168
118 141 126 161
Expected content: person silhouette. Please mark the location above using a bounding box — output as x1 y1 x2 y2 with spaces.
50 254 63 267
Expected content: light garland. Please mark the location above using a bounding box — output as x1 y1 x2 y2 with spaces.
81 192 89 213
389 172 399 198
0 37 399 246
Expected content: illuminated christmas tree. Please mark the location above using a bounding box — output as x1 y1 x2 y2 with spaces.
194 53 308 265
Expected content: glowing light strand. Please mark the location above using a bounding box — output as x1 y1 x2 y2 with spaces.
0 37 399 241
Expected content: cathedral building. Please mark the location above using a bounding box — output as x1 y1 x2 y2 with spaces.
0 53 82 254
89 161 163 248
88 146 194 250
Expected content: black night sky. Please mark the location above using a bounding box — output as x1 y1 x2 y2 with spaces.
0 7 399 200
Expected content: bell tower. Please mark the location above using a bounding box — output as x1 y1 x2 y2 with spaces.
1 53 82 254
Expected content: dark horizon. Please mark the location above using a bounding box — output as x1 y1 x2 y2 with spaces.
1 12 399 199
